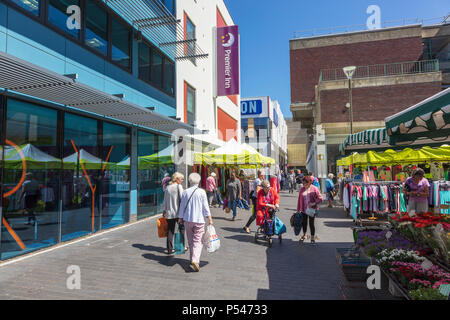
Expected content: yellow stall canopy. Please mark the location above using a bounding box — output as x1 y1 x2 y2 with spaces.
336 145 450 166
194 139 275 166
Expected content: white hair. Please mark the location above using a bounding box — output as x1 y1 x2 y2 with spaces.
211 172 216 177
328 173 334 179
189 172 201 186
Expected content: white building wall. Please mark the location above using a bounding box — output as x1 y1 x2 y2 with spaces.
176 0 241 145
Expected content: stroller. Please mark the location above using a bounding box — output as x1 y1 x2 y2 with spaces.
254 207 282 247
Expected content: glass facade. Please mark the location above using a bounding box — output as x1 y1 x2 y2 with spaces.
48 0 80 38
111 17 131 69
137 130 158 220
85 0 108 55
10 0 40 15
186 84 195 126
241 117 271 156
0 97 172 261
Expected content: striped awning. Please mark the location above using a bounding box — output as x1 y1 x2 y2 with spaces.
385 87 450 145
0 50 197 135
339 128 388 153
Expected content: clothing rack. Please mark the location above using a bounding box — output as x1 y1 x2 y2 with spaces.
351 181 401 185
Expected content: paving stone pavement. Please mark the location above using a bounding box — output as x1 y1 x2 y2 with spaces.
0 190 396 300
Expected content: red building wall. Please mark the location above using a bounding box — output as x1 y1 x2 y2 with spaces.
320 81 442 123
290 36 424 104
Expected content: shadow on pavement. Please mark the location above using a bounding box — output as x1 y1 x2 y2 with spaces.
323 221 355 228
132 243 166 253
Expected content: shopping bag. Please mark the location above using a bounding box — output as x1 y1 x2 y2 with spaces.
174 224 185 255
274 216 286 235
222 198 228 210
293 212 303 236
203 225 220 253
216 191 224 205
157 217 168 238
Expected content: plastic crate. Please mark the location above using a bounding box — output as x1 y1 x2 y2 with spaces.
336 248 372 282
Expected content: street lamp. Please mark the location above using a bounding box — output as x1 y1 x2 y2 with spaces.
343 66 356 135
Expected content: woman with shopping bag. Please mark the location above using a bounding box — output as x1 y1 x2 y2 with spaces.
297 175 323 244
162 172 186 254
178 173 213 272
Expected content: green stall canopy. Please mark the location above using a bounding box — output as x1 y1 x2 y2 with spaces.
385 88 450 146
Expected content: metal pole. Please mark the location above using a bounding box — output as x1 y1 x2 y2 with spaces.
349 79 353 135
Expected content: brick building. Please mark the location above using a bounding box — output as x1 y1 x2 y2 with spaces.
289 22 450 185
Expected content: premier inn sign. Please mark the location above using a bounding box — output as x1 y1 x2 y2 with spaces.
216 25 239 96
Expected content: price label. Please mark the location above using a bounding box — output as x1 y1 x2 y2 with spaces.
421 259 433 270
385 231 392 240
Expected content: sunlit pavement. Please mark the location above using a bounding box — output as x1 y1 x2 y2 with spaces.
0 190 395 300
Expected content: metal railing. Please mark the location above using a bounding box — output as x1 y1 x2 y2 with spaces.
293 15 449 39
319 59 440 82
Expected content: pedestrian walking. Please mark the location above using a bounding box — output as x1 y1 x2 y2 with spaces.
403 168 430 214
243 169 264 233
206 172 217 207
295 170 304 189
297 175 323 244
162 172 187 254
178 173 213 272
309 172 321 189
226 171 242 221
326 173 335 208
288 170 296 193
19 172 41 225
280 170 285 190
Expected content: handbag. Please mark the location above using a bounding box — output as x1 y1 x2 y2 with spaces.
305 207 317 217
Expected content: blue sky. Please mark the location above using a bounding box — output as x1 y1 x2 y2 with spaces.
224 0 449 118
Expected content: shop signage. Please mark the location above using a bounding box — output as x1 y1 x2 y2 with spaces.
273 108 279 127
241 100 262 115
216 25 239 96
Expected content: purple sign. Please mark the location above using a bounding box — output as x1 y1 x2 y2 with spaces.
217 25 239 96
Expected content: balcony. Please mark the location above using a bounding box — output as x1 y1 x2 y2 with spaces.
319 59 440 82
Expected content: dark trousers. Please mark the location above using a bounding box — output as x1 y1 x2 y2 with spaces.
245 199 257 228
302 215 315 236
167 218 185 251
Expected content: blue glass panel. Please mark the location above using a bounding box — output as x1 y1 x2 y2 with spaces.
48 0 80 38
1 98 59 260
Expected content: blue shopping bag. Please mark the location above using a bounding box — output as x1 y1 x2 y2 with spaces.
216 191 224 205
174 224 185 255
274 216 287 235
293 212 303 236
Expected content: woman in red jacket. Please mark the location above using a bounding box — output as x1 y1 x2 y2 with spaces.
297 175 323 244
256 180 280 226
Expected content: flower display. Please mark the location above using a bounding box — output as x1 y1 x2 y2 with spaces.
356 230 425 256
375 248 425 269
389 212 450 264
389 261 450 291
410 287 447 300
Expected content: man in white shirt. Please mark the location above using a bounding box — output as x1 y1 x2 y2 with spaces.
178 173 213 272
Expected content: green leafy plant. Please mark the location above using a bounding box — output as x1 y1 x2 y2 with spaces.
410 287 447 300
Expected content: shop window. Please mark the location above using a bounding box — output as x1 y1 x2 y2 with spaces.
10 0 40 15
85 0 108 56
101 122 130 229
157 136 175 212
111 17 131 69
62 113 100 241
48 0 80 39
151 49 163 89
163 58 175 96
137 130 158 220
1 98 60 260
